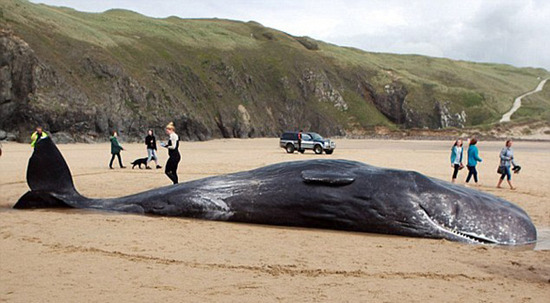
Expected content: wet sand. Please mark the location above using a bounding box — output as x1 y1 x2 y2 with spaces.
1 138 549 302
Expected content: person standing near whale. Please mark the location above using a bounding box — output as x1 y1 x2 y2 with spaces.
465 138 482 185
497 140 517 190
450 139 464 183
30 126 48 148
298 130 303 152
145 129 161 169
109 131 126 169
162 122 181 184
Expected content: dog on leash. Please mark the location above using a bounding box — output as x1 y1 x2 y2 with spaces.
131 157 148 169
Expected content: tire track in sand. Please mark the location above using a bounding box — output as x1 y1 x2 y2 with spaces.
26 239 496 282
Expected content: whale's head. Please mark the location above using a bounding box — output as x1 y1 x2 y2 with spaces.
297 160 536 245
412 176 536 245
350 167 537 245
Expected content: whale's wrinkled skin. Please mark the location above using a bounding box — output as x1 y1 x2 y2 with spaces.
14 137 537 245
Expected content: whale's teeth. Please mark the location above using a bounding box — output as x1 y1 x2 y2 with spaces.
427 215 483 243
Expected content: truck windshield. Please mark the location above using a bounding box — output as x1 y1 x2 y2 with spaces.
310 133 323 140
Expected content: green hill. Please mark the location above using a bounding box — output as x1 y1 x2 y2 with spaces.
1 0 548 141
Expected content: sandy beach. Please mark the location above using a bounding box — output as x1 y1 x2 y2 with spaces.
1 138 549 302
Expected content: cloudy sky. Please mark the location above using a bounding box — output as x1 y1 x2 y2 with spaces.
31 0 550 70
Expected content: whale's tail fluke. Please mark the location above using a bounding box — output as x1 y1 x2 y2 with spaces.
14 137 87 209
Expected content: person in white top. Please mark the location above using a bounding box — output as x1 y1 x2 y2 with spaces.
450 139 464 183
162 122 181 184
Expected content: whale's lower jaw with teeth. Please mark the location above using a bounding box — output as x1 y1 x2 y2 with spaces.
423 214 498 244
436 221 497 244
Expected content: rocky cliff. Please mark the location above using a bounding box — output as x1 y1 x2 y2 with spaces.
0 0 548 142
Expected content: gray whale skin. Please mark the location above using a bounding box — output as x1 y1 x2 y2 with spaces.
14 137 537 245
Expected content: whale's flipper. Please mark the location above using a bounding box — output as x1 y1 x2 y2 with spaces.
14 137 87 209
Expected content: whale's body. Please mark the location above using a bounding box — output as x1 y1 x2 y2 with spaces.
15 137 537 245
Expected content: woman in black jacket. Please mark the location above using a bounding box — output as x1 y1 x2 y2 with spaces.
145 129 161 169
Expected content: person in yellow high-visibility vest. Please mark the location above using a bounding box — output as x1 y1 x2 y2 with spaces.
30 126 48 148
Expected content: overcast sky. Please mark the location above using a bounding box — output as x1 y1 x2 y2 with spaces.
30 0 550 70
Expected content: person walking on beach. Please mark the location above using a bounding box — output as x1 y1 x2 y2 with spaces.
298 129 303 152
30 126 48 148
450 139 464 183
162 122 181 184
145 129 161 169
109 131 126 169
497 140 517 190
465 138 482 185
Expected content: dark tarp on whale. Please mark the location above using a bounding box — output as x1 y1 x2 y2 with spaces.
14 137 537 245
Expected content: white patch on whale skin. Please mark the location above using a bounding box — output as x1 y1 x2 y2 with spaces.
189 178 262 220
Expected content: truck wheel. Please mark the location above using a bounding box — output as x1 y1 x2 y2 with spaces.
286 143 295 153
325 150 334 155
314 145 323 154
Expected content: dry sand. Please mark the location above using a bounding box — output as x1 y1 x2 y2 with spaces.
1 138 549 302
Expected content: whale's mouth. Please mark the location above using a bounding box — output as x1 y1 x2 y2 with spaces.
431 219 498 244
419 205 498 244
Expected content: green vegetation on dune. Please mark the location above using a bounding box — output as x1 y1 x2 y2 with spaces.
320 43 547 119
517 80 550 122
0 0 548 142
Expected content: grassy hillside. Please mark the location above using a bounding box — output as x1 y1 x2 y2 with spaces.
1 0 548 141
516 79 550 122
320 47 548 125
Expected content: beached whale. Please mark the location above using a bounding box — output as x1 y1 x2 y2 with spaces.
15 137 536 245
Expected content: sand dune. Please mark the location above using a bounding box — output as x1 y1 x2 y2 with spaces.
1 138 549 302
